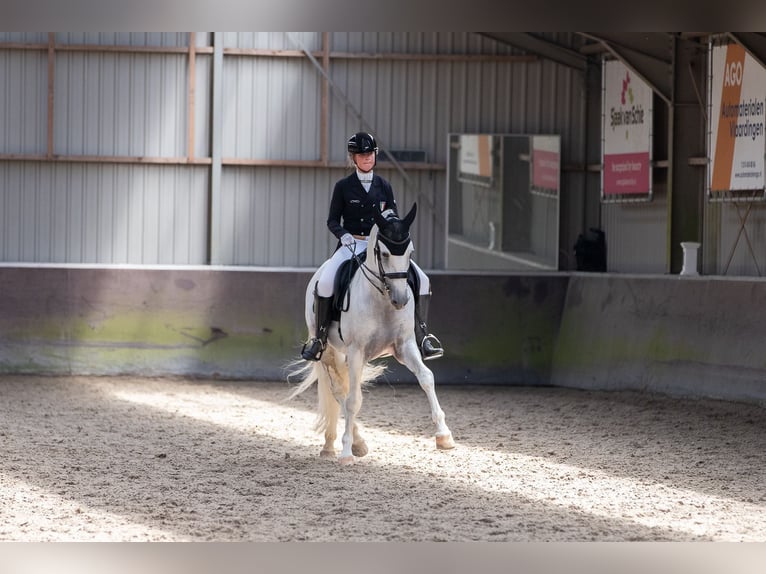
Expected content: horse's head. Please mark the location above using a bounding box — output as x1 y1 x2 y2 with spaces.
369 203 417 310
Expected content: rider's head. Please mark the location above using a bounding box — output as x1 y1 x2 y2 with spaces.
347 131 378 173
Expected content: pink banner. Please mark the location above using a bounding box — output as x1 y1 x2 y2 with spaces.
532 149 560 191
603 152 650 195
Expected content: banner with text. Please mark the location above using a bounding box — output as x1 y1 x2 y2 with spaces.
602 60 653 198
709 43 766 194
531 135 560 196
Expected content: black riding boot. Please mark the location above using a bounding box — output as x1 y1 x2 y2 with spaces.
301 292 334 361
414 294 444 360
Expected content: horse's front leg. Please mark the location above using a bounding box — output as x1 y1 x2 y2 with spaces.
396 342 455 450
339 350 365 465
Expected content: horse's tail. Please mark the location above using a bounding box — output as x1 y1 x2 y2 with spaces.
286 348 388 435
286 348 344 436
286 357 320 400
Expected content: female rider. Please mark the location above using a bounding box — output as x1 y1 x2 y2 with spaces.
301 131 443 362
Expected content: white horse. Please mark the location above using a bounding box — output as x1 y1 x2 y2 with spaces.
288 203 454 465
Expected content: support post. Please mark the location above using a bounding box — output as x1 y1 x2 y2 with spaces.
208 32 224 265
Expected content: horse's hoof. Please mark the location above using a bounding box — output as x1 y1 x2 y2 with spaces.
320 449 335 459
351 442 368 457
436 433 455 450
338 455 355 466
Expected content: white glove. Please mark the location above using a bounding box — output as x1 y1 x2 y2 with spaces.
340 233 355 247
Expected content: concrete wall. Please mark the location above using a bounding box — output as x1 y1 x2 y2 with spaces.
1 265 765 405
551 274 766 405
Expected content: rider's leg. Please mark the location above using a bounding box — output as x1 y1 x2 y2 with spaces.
301 286 334 361
411 263 444 360
301 245 357 361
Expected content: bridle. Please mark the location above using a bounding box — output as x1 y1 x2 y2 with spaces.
347 229 410 297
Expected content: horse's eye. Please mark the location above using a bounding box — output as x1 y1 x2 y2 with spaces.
382 252 390 258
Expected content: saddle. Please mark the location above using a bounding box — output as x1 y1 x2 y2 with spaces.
330 252 420 323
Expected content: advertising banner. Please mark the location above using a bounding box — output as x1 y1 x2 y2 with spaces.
602 59 653 198
458 134 493 185
531 135 560 196
709 43 766 194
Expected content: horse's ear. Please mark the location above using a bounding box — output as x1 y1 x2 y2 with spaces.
373 208 388 229
402 203 417 228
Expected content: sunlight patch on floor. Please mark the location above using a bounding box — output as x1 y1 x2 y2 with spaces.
110 387 766 541
0 474 180 542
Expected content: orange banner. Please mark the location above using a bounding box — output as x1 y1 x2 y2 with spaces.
711 44 746 192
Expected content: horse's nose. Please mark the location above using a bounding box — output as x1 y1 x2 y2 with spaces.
391 292 409 310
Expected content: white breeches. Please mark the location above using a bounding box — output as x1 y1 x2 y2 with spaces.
316 239 430 298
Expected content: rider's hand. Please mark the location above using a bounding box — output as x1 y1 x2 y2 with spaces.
340 233 355 247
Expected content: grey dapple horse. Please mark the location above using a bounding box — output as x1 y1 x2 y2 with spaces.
289 204 454 465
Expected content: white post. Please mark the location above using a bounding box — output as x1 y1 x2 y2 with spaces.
680 242 700 276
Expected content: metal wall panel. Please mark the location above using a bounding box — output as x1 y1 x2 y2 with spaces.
218 166 443 268
0 31 587 270
704 201 766 277
54 52 189 157
0 33 49 43
55 33 194 47
0 50 47 154
0 162 208 264
222 56 321 160
601 194 668 274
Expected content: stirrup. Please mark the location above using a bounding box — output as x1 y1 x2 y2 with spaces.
420 334 444 361
301 338 325 361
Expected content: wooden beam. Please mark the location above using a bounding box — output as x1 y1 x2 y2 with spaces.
0 154 212 165
0 154 446 170
2 40 534 64
0 41 214 55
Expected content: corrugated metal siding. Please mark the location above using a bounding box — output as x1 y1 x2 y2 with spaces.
704 201 766 276
0 162 208 264
0 31 586 270
55 33 195 47
54 52 189 157
601 193 668 274
0 49 47 154
222 56 321 160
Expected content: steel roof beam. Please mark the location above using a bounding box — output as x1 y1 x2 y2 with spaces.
478 32 587 71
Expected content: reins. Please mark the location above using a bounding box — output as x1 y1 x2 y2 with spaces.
344 228 410 300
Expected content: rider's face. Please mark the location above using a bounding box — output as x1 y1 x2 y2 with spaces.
353 151 376 173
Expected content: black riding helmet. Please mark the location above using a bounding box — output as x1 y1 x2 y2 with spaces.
347 132 378 155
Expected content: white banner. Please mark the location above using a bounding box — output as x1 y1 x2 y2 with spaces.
709 43 766 193
602 60 653 197
458 134 493 179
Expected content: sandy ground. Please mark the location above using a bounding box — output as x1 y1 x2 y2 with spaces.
0 375 765 542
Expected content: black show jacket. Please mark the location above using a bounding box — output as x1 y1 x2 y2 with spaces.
326 172 398 240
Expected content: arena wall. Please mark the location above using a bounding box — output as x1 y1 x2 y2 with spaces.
1 266 764 405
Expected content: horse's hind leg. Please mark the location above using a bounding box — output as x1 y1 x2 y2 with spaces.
397 345 454 450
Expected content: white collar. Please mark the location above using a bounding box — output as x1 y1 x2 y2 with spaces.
356 169 373 182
